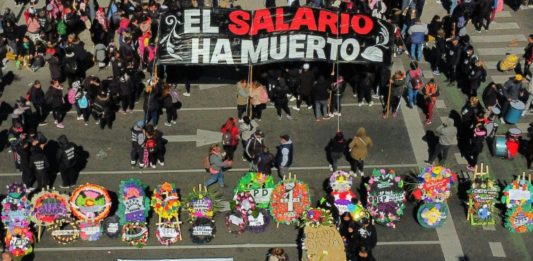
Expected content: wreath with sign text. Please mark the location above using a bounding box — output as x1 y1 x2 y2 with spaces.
47 218 80 244
1 184 31 231
467 175 499 225
118 179 150 225
156 221 181 245
5 227 33 257
186 189 220 222
79 220 102 241
234 172 275 209
413 166 457 203
504 205 533 233
269 179 311 225
329 170 356 214
501 176 533 233
151 182 181 220
31 189 70 226
121 222 149 248
69 183 111 222
190 217 216 244
366 169 406 228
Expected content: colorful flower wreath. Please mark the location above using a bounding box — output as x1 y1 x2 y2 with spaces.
118 179 150 225
225 210 247 234
190 217 216 244
1 195 31 231
234 172 275 209
331 190 356 214
155 221 181 245
5 227 33 257
300 208 334 228
417 203 448 229
366 169 406 228
79 220 102 241
329 170 354 192
413 166 457 203
47 218 80 245
6 183 27 199
247 209 270 233
270 180 311 225
504 205 533 233
30 189 70 226
151 182 181 220
121 222 149 248
70 183 111 222
468 175 499 225
501 179 533 209
186 189 220 222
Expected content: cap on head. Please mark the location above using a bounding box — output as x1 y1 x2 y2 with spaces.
515 74 523 81
303 63 310 70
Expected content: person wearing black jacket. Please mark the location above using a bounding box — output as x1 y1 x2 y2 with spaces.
30 137 49 190
294 63 314 111
162 84 178 126
313 75 331 121
119 73 135 114
327 131 347 171
46 53 63 81
144 81 162 127
355 218 378 260
28 80 46 125
445 37 462 84
63 48 79 86
467 61 486 97
257 146 275 175
272 77 292 120
56 135 78 188
473 0 492 32
357 72 374 106
93 90 114 129
17 140 34 191
433 30 447 75
45 80 65 129
482 82 501 110
338 212 358 261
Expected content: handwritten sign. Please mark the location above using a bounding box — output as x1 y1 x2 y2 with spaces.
192 199 211 215
472 188 499 203
158 226 179 238
192 226 213 236
304 226 346 261
248 213 265 227
51 230 80 236
251 189 273 204
509 189 531 201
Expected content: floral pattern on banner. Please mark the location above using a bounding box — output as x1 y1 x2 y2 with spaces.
118 179 150 225
413 166 457 203
366 169 406 228
269 179 311 225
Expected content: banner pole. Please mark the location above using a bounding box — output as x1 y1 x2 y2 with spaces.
246 10 255 119
335 9 341 132
385 76 392 118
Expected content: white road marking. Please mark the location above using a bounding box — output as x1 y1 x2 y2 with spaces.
487 22 520 30
436 100 446 109
482 225 496 231
491 75 514 84
471 34 526 43
489 242 506 257
477 47 524 56
33 241 441 252
0 164 419 177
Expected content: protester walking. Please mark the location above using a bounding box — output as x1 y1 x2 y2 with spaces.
45 80 65 129
239 116 259 161
257 146 275 175
272 77 292 120
276 135 293 179
205 144 232 188
422 79 439 125
313 75 331 121
466 123 487 171
220 117 239 161
406 61 424 108
327 131 348 171
245 130 264 171
349 127 373 176
407 19 428 61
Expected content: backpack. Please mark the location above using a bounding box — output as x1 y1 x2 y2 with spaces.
170 89 180 104
64 59 78 74
77 94 89 109
67 88 77 104
222 131 233 146
258 88 269 103
57 19 67 36
409 69 424 90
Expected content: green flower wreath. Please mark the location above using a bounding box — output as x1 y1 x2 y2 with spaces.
234 172 275 209
504 205 533 233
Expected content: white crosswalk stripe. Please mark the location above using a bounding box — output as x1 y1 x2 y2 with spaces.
471 34 526 43
487 22 520 30
477 47 524 55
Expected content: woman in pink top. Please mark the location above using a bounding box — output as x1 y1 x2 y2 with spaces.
491 0 504 21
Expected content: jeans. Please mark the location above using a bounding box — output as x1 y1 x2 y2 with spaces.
407 88 418 106
205 170 224 187
145 110 159 126
278 166 290 179
314 99 328 118
410 43 423 61
330 151 343 171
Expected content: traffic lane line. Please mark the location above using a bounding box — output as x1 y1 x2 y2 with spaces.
34 241 441 252
489 242 506 257
0 163 419 177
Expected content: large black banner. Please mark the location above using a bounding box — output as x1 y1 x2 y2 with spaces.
157 7 394 65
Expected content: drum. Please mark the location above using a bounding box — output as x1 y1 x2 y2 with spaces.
486 122 497 137
491 106 501 116
493 135 507 157
508 128 522 138
504 100 525 124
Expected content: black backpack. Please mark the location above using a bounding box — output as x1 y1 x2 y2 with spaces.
64 59 78 74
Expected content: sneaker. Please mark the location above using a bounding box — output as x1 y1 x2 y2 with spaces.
238 119 244 123
242 157 247 162
56 123 64 129
77 115 83 120
334 112 341 116
158 160 165 166
289 96 296 101
476 30 481 33
433 71 440 75
183 92 191 97
95 120 100 125
358 102 363 107
84 122 88 126
425 120 432 125
278 115 282 120
316 118 321 122
120 110 127 115
139 163 145 168
466 165 475 171
307 106 313 110
383 112 388 119
323 116 331 120
352 94 357 98
54 120 58 125
349 170 355 176
292 106 300 111
328 164 333 171
368 101 374 106
328 113 334 117
372 94 379 99
171 120 177 124
256 119 262 122
436 0 441 3
219 184 226 188
164 122 172 126
286 115 292 120
38 121 48 126
150 163 156 169
131 160 137 166
26 187 36 193
127 109 133 114
358 170 364 176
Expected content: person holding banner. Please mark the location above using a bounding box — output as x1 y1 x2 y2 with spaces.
293 63 314 111
383 70 406 119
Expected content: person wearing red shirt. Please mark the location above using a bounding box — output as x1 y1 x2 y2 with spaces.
220 117 240 160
